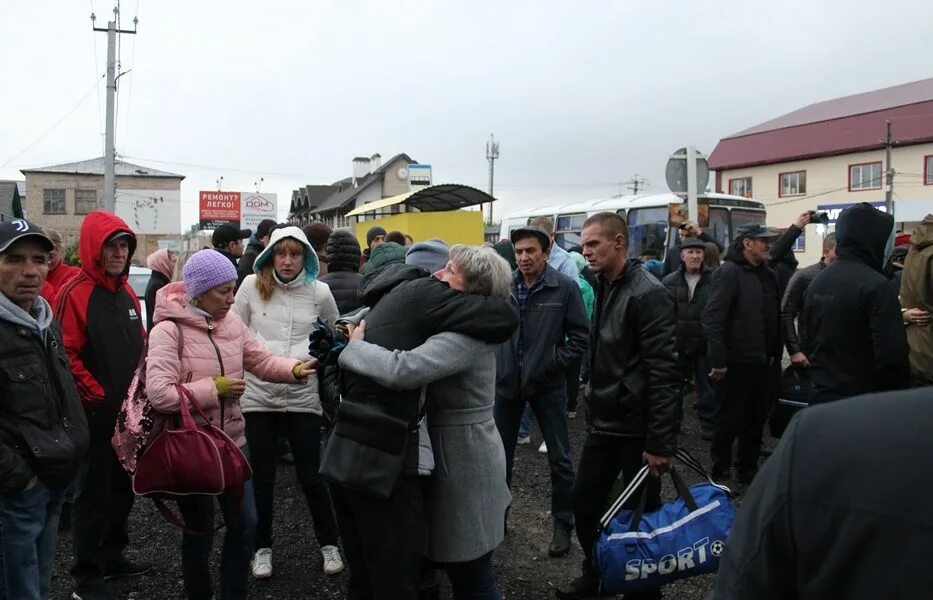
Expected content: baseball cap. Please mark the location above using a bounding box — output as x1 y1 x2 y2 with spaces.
510 226 551 252
0 219 54 254
735 223 781 241
212 223 252 247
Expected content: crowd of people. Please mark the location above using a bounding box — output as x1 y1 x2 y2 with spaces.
0 202 930 599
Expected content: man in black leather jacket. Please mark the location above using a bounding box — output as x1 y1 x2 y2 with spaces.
781 233 837 367
558 213 679 600
0 219 90 599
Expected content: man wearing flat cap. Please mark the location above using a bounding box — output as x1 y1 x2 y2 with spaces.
702 223 783 484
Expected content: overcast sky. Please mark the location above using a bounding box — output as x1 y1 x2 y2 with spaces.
2 0 932 229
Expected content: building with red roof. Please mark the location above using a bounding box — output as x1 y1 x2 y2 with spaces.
709 77 933 265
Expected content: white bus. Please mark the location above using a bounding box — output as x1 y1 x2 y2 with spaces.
498 192 767 259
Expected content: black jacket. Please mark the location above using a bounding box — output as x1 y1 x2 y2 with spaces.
661 266 712 356
319 271 363 315
702 245 782 368
495 265 589 399
237 239 264 289
587 260 679 456
144 270 170 331
768 224 804 299
327 265 519 486
711 388 933 599
803 203 909 403
662 231 723 276
0 318 90 494
780 260 826 355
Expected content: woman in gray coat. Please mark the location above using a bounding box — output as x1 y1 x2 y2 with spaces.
338 244 515 600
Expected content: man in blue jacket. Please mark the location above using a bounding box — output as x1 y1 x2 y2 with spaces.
494 226 589 558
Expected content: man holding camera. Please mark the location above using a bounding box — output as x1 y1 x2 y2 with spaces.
662 220 723 276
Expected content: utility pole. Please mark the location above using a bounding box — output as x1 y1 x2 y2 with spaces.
884 120 895 215
92 6 138 213
624 174 649 195
485 134 500 225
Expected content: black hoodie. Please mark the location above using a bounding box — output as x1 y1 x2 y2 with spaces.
803 203 909 402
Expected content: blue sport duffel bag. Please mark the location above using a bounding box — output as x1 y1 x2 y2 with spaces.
594 449 735 594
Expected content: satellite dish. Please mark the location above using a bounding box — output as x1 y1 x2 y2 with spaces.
665 147 709 196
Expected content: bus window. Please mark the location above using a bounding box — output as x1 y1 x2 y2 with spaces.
627 207 669 261
731 210 766 244
555 213 586 249
706 207 729 248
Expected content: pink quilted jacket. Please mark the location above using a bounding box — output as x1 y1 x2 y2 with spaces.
146 281 301 447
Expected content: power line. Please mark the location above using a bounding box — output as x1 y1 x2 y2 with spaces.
0 77 103 168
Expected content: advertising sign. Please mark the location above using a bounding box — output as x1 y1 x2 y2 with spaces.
115 189 181 234
199 191 241 229
240 193 277 231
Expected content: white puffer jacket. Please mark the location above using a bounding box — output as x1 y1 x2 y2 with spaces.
233 226 339 414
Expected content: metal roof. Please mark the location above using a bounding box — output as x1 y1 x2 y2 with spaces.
309 153 413 214
346 184 495 217
710 78 933 170
20 157 185 178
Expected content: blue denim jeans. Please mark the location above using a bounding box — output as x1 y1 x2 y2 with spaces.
678 352 716 429
0 479 65 600
176 455 258 600
495 388 575 527
518 405 534 439
439 551 501 600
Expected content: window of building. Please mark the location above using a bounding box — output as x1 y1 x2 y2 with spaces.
849 162 882 191
74 189 98 214
729 177 752 197
925 155 933 185
779 171 806 197
43 189 66 214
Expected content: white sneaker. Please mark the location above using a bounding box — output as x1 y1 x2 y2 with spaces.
539 441 548 454
517 435 531 445
321 545 345 575
252 547 273 579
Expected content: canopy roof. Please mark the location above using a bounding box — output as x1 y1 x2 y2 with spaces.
345 184 495 217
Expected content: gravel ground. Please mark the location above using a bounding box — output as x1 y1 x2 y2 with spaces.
49 394 773 599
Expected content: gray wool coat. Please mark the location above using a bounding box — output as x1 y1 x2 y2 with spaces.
338 332 511 563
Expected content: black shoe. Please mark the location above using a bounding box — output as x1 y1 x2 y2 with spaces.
760 447 773 457
556 564 601 599
103 557 154 580
58 502 72 532
701 427 714 441
549 523 573 557
711 465 731 480
72 588 117 600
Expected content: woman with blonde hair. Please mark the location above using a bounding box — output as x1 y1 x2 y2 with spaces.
233 226 344 580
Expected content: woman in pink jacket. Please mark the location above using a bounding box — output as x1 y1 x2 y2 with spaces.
146 249 316 600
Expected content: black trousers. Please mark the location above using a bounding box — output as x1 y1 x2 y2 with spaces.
710 362 779 474
70 408 135 594
331 475 426 600
573 433 662 599
565 357 583 413
244 412 339 550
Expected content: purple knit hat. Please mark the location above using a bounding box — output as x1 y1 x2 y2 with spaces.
183 249 238 299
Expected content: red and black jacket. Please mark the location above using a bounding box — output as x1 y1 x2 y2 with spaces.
54 211 145 413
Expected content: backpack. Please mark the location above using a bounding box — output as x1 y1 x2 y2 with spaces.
112 320 183 476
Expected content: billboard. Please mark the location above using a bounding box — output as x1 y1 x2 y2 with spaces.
199 191 241 229
115 189 181 234
240 193 277 231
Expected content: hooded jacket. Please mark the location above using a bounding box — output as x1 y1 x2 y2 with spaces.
319 230 363 315
0 293 90 493
803 203 909 403
40 261 81 305
145 249 174 330
703 241 782 368
900 214 933 384
233 226 339 415
146 281 302 447
328 264 518 486
55 211 145 412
